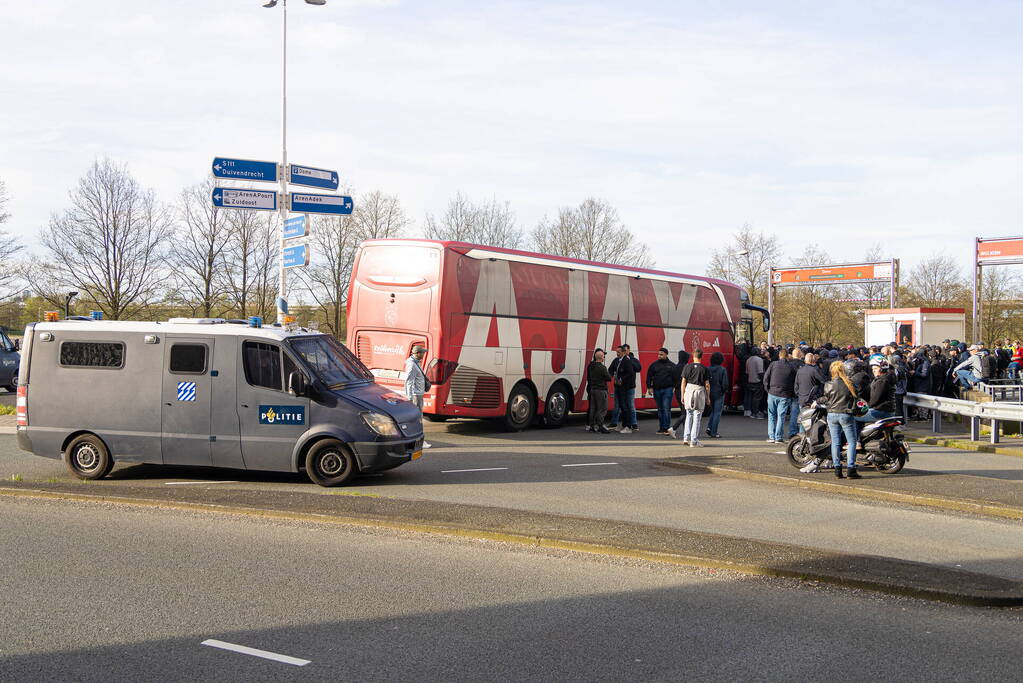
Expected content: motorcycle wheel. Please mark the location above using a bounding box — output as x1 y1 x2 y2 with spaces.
786 436 816 468
875 447 907 474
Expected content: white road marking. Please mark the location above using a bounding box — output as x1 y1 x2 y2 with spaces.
561 462 619 467
164 480 239 486
441 467 510 473
774 451 787 455
201 639 310 666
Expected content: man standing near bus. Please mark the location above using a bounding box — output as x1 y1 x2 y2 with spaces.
586 349 613 433
646 348 677 435
404 345 432 449
608 344 641 433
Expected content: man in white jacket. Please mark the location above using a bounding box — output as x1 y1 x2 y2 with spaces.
404 346 432 449
953 345 983 389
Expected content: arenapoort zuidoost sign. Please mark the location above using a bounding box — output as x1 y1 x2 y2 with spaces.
211 188 278 211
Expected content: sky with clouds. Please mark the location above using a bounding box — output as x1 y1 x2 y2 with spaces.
3 0 1022 280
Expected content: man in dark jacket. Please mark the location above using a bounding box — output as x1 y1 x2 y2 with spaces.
856 357 896 422
585 349 613 433
646 348 677 434
795 353 827 412
705 352 729 438
608 344 642 433
762 348 797 443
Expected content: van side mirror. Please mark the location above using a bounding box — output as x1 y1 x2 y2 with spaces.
14 339 21 351
287 371 308 397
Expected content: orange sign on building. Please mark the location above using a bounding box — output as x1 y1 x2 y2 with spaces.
770 261 894 286
977 237 1023 263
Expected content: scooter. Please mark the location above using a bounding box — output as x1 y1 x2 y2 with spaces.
786 404 910 474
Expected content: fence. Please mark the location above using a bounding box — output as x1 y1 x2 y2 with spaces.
905 392 1023 444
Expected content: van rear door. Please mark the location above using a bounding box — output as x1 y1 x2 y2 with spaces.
161 338 214 467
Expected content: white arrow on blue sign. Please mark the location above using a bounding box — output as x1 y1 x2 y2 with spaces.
289 192 353 216
212 188 278 211
288 163 339 191
211 157 278 183
282 244 310 269
283 214 308 240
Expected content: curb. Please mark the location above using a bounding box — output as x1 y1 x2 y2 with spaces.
661 458 1023 522
905 434 1023 458
1 484 1022 607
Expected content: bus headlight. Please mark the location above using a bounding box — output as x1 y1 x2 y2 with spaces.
361 412 401 437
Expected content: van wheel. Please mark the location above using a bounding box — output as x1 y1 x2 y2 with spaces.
306 439 358 487
64 434 113 480
543 383 572 428
504 383 536 432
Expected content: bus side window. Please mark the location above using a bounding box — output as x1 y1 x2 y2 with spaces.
243 341 283 391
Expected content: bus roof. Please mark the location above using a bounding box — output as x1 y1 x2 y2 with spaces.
359 238 742 291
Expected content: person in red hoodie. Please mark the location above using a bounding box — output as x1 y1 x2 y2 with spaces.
1008 346 1023 380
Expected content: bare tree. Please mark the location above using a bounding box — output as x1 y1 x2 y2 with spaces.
298 190 410 336
903 253 968 307
168 179 231 317
425 193 523 248
530 198 654 268
220 209 262 318
33 160 172 319
252 213 280 321
0 179 24 302
706 225 782 307
856 243 893 308
978 266 1021 343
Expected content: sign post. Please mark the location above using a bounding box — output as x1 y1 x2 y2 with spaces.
211 188 278 211
289 192 353 216
282 214 308 240
974 236 1023 341
282 244 310 269
211 157 278 183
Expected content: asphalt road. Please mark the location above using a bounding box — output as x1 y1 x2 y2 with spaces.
4 414 1023 580
2 496 1021 682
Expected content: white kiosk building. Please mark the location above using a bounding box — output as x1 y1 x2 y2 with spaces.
863 308 966 347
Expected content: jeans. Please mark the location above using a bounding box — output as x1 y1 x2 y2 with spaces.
956 369 980 389
683 408 702 443
787 399 800 438
856 408 895 424
707 396 725 436
827 412 858 469
612 387 637 428
767 394 793 441
653 387 674 431
1009 362 1021 379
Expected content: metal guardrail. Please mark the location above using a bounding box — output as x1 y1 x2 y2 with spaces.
905 393 1023 444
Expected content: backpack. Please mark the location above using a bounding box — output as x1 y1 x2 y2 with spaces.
981 353 997 380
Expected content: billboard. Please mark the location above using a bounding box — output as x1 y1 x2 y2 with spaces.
770 261 894 286
977 236 1023 264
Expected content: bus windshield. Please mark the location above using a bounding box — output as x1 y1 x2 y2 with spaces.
289 335 373 387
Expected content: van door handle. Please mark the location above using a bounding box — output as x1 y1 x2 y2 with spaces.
240 404 249 408
164 402 172 406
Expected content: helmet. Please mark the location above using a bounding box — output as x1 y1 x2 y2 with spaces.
869 356 889 370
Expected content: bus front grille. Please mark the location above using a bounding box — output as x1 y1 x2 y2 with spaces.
449 367 502 409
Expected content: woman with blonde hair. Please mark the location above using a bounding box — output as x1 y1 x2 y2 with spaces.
821 360 861 479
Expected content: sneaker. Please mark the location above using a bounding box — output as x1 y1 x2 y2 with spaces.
681 439 690 446
656 430 669 435
423 441 432 449
690 441 704 448
743 410 752 417
755 414 766 420
598 427 611 434
766 438 776 443
705 429 713 437
606 424 619 432
619 427 632 434
584 425 592 432
799 461 819 473
710 433 722 438
667 427 676 439
847 468 862 479
630 425 639 432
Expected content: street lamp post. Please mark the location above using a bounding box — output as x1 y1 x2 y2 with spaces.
64 291 78 320
263 0 326 325
726 249 749 282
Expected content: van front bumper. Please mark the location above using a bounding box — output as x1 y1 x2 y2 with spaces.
350 437 424 473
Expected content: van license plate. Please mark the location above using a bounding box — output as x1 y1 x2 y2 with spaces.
411 450 422 460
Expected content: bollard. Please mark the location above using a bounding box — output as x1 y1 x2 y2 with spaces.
992 419 1001 444
971 416 981 441
932 409 942 433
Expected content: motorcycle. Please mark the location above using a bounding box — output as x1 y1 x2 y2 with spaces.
786 403 910 474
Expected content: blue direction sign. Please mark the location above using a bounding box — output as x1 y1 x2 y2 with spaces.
282 244 309 269
289 163 339 191
212 187 277 211
211 157 278 183
289 192 353 216
283 214 308 240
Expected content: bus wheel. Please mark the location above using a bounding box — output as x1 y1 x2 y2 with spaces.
424 414 449 423
306 439 358 487
543 383 572 428
504 384 536 432
64 434 113 480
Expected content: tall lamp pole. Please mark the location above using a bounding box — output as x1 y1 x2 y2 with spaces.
263 0 326 325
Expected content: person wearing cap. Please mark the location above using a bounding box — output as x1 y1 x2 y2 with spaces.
404 345 432 449
953 345 983 389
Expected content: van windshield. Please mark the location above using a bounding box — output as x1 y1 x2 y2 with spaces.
0 331 13 353
289 335 373 388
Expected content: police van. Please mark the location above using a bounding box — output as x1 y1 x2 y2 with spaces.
0 327 18 392
15 318 424 486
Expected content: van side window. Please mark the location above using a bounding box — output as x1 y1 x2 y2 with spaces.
243 341 282 391
170 344 207 374
60 341 125 368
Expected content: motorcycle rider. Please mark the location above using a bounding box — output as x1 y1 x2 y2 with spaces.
857 357 896 423
822 361 861 479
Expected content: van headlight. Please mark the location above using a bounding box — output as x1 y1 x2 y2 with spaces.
361 412 400 437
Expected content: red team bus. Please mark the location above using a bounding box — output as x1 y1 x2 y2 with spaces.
346 239 769 430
